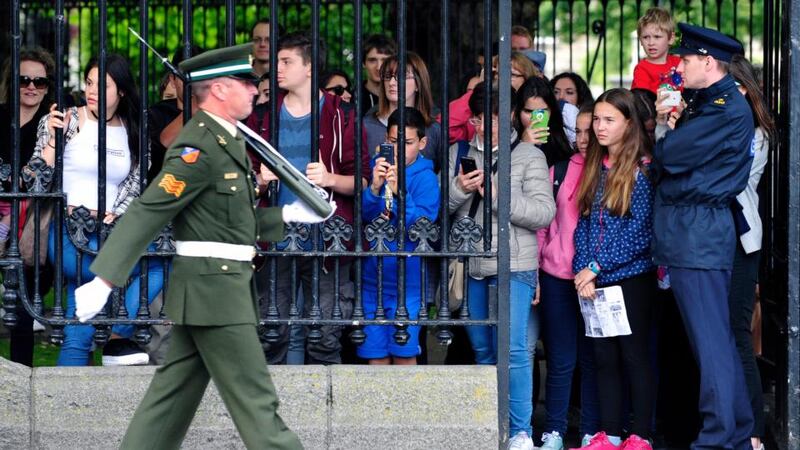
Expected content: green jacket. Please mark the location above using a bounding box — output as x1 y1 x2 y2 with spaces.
91 110 284 326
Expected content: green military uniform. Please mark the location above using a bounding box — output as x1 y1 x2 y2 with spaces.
89 45 302 450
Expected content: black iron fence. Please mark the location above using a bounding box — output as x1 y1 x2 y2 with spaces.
8 0 768 102
1 0 798 448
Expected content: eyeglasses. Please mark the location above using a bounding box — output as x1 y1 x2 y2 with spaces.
468 117 499 128
326 85 348 96
19 76 49 89
492 69 525 79
381 72 416 82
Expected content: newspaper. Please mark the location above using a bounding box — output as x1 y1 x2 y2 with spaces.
579 285 632 338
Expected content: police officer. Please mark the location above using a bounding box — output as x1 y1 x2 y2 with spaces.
72 44 331 449
652 24 754 449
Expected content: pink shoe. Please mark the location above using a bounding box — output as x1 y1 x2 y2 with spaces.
569 432 620 450
620 434 653 450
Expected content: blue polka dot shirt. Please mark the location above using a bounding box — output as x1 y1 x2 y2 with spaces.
573 163 655 286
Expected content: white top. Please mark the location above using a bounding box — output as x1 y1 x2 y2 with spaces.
736 127 768 254
62 107 131 211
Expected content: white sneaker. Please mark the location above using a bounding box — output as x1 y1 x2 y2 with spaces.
541 431 564 450
102 339 149 366
508 431 534 450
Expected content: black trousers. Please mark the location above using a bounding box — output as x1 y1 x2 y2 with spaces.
259 258 350 365
729 244 764 437
10 264 53 366
593 272 656 438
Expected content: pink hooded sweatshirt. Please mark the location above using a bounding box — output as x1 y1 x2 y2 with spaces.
537 152 585 280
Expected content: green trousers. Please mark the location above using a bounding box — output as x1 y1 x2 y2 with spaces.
120 324 302 450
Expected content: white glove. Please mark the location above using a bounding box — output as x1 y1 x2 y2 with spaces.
75 277 113 323
282 200 337 224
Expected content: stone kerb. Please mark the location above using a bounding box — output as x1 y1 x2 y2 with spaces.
329 365 498 450
30 365 328 449
1 360 497 449
0 357 31 449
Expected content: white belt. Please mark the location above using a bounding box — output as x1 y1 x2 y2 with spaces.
175 241 256 261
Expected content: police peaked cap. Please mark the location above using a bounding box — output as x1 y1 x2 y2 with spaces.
179 43 258 82
521 50 547 72
672 23 744 63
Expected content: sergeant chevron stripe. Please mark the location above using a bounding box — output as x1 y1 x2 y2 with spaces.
158 174 186 198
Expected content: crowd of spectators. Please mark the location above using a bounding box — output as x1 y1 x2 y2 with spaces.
0 7 771 450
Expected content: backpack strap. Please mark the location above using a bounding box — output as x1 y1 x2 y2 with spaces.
453 140 471 177
464 138 520 219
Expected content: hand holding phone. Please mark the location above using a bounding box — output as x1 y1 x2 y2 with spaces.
530 109 550 143
659 89 682 107
378 143 395 165
460 156 478 174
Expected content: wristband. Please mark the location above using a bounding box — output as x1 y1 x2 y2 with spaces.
588 260 601 275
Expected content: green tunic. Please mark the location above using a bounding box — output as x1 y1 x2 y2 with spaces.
92 109 301 449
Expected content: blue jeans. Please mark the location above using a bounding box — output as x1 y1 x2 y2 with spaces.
538 271 600 436
49 222 165 366
465 271 536 437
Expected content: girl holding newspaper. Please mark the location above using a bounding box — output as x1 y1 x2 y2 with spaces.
572 88 657 450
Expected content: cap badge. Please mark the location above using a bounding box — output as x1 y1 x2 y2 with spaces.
698 47 708 54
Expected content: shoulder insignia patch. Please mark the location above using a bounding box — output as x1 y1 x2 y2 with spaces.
180 147 200 164
158 174 186 198
714 98 726 105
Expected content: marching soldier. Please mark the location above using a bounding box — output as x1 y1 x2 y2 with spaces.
73 44 331 449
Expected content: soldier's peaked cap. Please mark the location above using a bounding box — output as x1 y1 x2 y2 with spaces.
179 43 257 82
672 23 744 63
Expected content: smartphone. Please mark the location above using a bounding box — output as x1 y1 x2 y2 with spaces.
660 90 682 107
378 143 394 165
460 156 478 174
530 108 550 143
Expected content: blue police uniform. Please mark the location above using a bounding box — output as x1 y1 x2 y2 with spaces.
652 23 755 450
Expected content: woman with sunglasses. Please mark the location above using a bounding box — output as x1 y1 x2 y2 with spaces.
0 46 56 366
0 47 55 250
362 52 442 172
29 54 164 367
321 70 353 104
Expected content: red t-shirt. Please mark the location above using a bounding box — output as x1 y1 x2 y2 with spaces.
631 54 682 94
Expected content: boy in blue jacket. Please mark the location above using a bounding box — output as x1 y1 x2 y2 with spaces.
360 107 440 365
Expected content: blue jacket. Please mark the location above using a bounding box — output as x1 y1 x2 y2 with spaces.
573 163 655 286
651 75 754 270
362 155 440 293
363 106 444 172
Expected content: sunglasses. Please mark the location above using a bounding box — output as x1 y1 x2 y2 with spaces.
19 76 49 89
326 85 348 96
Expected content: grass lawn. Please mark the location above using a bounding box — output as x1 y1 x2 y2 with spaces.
0 335 104 366
1 280 102 367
